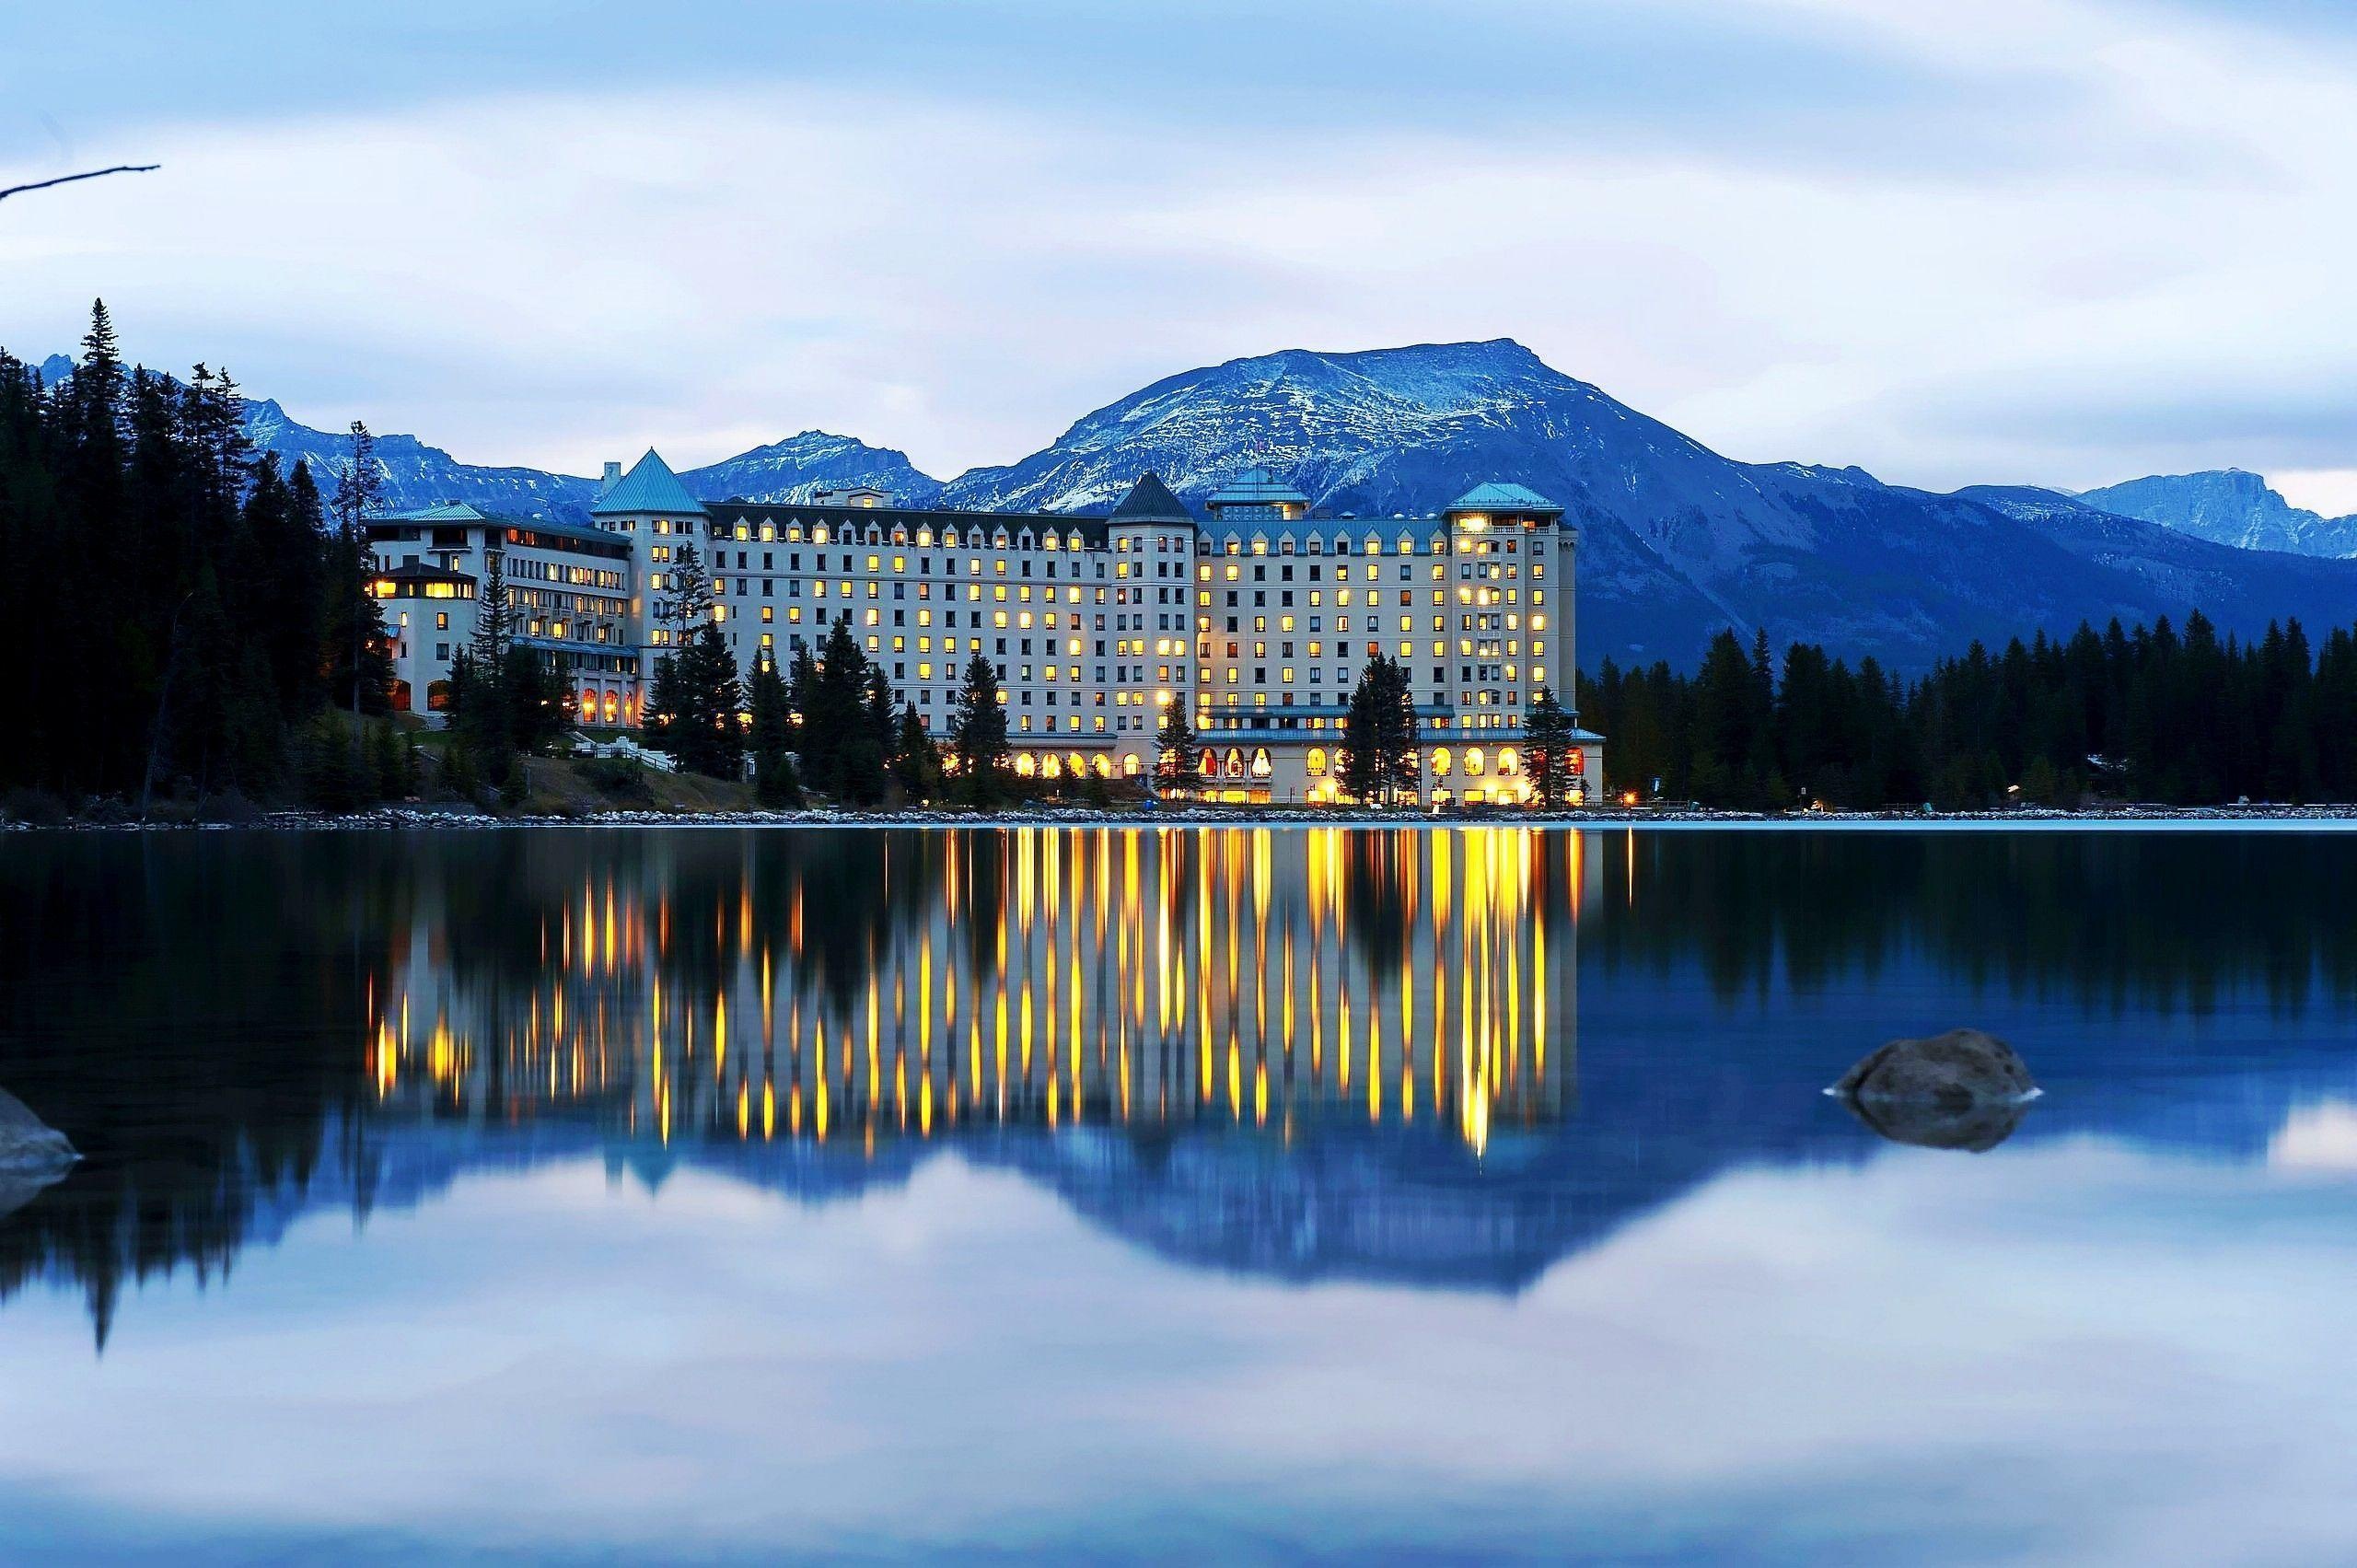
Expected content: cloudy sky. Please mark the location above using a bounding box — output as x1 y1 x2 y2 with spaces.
7 0 2357 506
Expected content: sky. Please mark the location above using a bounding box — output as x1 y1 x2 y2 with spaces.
7 0 2357 509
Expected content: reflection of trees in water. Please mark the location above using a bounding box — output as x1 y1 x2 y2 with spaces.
0 836 381 1347
1588 830 2357 1013
10 826 2351 1345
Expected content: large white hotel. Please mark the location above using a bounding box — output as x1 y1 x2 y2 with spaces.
366 452 1605 805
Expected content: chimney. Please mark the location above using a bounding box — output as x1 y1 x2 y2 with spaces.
600 460 622 494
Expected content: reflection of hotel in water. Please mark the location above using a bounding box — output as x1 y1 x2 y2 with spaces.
368 829 1595 1156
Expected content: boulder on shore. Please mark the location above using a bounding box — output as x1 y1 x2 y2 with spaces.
0 1087 76 1172
1833 1028 2037 1107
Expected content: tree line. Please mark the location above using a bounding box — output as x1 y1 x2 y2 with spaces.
17 305 2357 818
1 304 410 815
1583 619 2357 809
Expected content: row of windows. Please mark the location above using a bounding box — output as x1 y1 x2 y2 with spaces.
654 512 1557 562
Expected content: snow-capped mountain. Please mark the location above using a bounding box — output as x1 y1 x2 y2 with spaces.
939 340 2357 669
240 399 600 520
679 430 942 507
34 336 2357 671
230 401 935 523
2079 470 2357 559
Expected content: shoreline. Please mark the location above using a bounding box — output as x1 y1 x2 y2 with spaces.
14 804 2357 832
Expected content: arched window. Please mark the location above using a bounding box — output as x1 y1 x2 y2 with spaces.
1121 753 1141 777
1249 748 1272 780
1041 753 1063 779
1224 747 1245 779
1431 747 1452 778
1016 752 1038 777
1466 748 1485 777
1306 747 1328 776
1498 747 1520 776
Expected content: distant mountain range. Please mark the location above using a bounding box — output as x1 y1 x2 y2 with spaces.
2077 469 2357 560
27 340 2357 671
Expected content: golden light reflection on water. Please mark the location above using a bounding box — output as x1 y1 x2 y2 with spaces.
366 828 1589 1156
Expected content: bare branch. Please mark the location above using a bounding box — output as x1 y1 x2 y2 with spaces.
0 164 160 203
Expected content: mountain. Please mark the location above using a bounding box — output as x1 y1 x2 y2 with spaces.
678 430 941 506
240 398 601 521
36 337 2357 671
2079 470 2357 559
234 400 937 523
940 340 2357 669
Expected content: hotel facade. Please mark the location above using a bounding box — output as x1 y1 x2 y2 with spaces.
366 453 1605 806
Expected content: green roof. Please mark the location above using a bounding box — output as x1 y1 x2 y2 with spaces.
592 448 706 517
1109 471 1192 525
1206 466 1310 509
1445 482 1561 516
367 502 497 524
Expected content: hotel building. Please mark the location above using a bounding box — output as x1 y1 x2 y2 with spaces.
366 451 1604 805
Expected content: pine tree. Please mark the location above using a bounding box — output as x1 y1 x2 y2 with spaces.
502 641 566 756
891 702 942 802
449 546 517 778
950 653 1011 807
1155 702 1198 792
670 624 745 779
800 617 865 794
748 656 803 807
327 422 387 730
1525 684 1575 807
1341 656 1418 807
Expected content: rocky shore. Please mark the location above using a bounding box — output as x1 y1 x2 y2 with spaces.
12 802 2357 831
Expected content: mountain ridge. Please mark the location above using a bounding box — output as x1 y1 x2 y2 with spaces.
25 337 2357 672
2078 469 2357 559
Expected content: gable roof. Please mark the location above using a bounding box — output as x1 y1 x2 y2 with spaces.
1108 471 1193 525
592 448 707 517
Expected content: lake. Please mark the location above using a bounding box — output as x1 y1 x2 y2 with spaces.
3 825 2356 1564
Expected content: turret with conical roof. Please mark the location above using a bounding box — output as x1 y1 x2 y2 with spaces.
1109 471 1194 527
591 448 706 518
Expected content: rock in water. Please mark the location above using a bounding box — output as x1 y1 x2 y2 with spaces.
0 1087 76 1172
1834 1028 2037 1107
1831 1030 2036 1152
1840 1091 2030 1153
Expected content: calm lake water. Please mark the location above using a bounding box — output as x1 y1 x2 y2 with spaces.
4 826 2357 1565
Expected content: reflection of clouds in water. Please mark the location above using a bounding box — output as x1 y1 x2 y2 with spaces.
6 1143 2357 1564
2268 1099 2357 1172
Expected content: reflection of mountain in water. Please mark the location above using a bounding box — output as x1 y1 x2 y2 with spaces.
4 827 2357 1341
